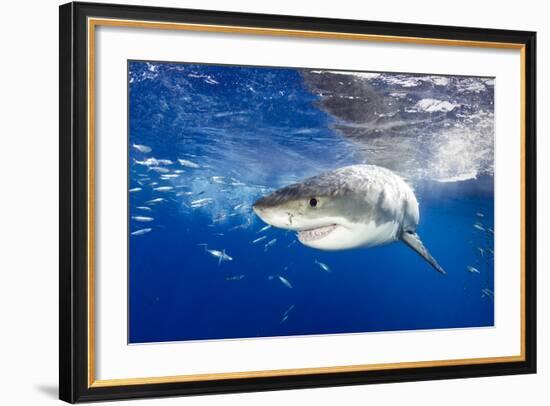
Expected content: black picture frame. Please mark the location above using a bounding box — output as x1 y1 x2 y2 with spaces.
60 1 537 403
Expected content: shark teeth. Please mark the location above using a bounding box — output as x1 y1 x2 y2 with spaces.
298 224 338 242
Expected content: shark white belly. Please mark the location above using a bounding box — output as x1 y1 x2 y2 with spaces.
253 164 445 274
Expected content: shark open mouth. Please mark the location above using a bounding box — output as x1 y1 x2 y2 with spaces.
297 224 338 242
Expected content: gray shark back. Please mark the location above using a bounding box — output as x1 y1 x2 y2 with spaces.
256 165 419 232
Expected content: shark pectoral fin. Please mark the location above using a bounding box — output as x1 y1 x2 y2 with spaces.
401 231 446 275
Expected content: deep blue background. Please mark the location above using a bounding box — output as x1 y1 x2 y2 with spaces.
128 61 494 343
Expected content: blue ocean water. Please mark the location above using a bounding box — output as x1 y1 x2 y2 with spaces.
128 61 494 344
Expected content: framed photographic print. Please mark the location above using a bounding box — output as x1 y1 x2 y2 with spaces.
59 2 537 403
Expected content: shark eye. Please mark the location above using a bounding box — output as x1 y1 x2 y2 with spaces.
309 198 318 208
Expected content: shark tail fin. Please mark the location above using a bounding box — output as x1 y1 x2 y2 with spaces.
401 231 446 275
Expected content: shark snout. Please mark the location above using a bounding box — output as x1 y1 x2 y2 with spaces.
251 203 266 218
253 204 295 230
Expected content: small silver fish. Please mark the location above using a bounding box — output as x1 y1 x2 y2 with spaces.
230 221 251 231
283 304 295 317
264 238 277 251
199 244 233 265
191 198 214 208
132 216 154 222
212 213 227 223
252 236 267 244
467 266 480 274
277 275 292 289
149 167 170 173
132 144 152 153
178 158 200 168
280 304 295 324
129 187 142 193
315 259 331 273
134 157 159 166
146 198 166 204
131 228 152 236
136 206 152 212
476 212 484 217
153 186 174 192
226 275 245 281
258 224 272 233
211 176 225 184
191 198 213 205
481 288 494 299
473 223 485 231
477 247 485 256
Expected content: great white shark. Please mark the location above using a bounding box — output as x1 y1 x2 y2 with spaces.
252 164 445 274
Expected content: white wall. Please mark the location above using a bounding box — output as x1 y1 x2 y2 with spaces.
0 0 545 404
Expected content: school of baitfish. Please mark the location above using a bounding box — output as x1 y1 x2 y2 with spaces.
130 143 495 324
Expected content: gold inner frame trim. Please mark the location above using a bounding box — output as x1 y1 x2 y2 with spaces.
87 17 527 388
